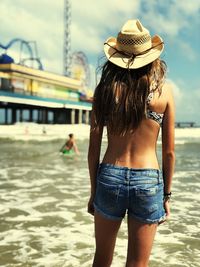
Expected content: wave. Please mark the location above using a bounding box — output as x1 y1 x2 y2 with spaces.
175 140 200 145
1 136 200 146
169 140 200 145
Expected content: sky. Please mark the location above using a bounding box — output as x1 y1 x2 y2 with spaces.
0 0 200 124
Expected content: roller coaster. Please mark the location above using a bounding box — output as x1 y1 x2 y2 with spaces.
0 38 43 70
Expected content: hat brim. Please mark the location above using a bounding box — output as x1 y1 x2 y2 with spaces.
104 35 164 69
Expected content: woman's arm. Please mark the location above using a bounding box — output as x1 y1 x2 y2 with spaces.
161 84 175 217
87 110 103 215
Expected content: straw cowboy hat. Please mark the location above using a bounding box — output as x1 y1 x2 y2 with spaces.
104 19 164 69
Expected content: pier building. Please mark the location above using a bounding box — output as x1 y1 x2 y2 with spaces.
0 63 92 125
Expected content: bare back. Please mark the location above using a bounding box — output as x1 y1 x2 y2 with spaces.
65 139 74 150
102 83 173 169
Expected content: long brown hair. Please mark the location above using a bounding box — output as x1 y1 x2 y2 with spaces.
93 58 167 135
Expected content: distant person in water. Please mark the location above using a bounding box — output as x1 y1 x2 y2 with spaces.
61 133 80 155
42 126 47 135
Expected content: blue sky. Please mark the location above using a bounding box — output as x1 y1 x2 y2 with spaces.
0 0 200 124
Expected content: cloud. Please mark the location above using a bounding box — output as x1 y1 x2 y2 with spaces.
0 1 64 72
167 79 183 108
71 23 102 54
70 0 141 56
141 0 200 36
168 79 200 124
177 42 198 62
71 0 141 30
174 0 200 16
180 88 200 124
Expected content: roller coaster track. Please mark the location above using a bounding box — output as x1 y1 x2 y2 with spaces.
0 38 43 70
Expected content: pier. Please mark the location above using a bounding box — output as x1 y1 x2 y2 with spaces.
175 122 196 128
0 63 92 125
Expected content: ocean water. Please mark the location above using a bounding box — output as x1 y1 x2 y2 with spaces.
0 127 200 267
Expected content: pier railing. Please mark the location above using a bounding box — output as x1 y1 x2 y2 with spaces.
175 122 196 128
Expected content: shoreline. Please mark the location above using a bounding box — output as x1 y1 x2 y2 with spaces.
0 123 200 141
0 123 90 141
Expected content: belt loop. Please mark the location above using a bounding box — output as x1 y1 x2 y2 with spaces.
98 163 102 174
126 168 130 180
158 169 160 183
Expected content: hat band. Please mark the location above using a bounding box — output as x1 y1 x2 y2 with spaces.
117 34 151 46
104 41 164 69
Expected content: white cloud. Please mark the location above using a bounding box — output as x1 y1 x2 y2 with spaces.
142 0 200 36
174 0 200 15
180 89 200 124
0 2 62 53
71 23 101 54
177 42 198 62
167 79 183 108
168 79 200 124
71 0 141 30
70 0 141 56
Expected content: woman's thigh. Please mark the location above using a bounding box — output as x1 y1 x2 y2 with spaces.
93 211 122 266
126 216 157 267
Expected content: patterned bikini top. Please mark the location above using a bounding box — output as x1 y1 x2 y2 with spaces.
146 92 164 126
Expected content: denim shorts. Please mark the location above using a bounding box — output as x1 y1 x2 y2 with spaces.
93 163 166 224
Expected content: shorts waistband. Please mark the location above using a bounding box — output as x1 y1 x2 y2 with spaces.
99 163 162 179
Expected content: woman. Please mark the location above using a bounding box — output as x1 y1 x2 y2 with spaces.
88 19 175 267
